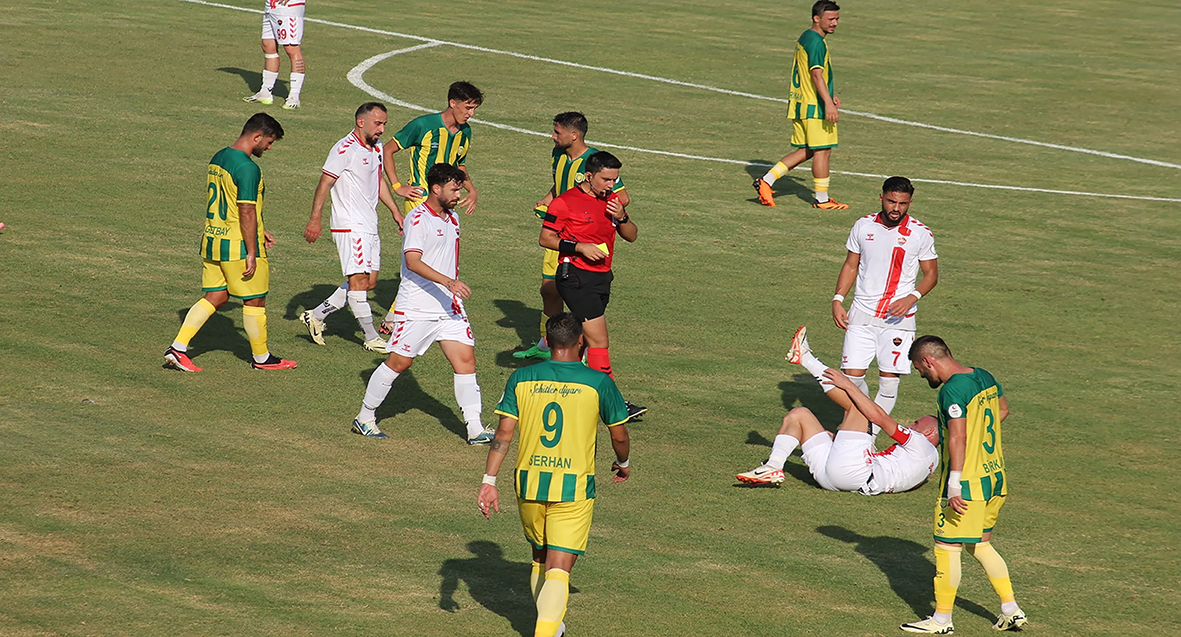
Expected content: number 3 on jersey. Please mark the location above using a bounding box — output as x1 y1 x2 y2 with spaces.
982 408 997 454
541 402 563 448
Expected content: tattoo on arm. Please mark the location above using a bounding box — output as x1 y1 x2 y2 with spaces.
490 439 504 452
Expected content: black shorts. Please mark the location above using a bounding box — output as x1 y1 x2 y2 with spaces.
555 265 613 322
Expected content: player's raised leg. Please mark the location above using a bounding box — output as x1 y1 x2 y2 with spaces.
353 352 411 438
754 147 810 207
301 282 348 345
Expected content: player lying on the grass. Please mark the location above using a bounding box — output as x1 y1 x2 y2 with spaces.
737 338 937 493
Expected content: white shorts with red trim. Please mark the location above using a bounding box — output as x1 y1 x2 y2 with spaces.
262 3 305 46
385 316 474 358
799 433 838 491
841 324 914 374
333 231 380 277
825 430 875 491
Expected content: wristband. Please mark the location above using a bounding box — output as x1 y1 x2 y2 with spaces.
391 182 402 190
911 290 923 301
615 458 629 468
482 474 497 486
833 294 845 303
946 471 962 497
558 239 578 253
617 214 630 225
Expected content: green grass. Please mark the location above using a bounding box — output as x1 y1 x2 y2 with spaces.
1 0 1179 635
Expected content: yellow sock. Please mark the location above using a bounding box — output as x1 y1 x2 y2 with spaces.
968 542 1015 604
173 298 216 348
814 177 831 202
765 161 790 183
534 568 569 637
242 306 269 358
530 561 545 601
933 544 962 616
539 313 548 346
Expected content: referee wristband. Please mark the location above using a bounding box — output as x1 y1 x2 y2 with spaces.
833 294 845 303
558 239 578 253
912 290 923 301
482 474 497 486
947 471 962 497
615 458 629 468
618 214 630 225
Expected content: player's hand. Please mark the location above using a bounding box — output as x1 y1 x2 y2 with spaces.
303 221 321 243
478 484 500 518
825 100 840 123
948 495 968 514
243 254 257 277
605 198 626 221
458 190 478 215
833 96 841 109
395 184 426 200
393 213 405 235
263 230 276 249
822 368 854 391
611 461 630 483
832 301 850 329
379 319 394 335
886 294 919 317
444 278 471 299
577 243 608 262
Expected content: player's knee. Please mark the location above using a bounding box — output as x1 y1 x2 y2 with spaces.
386 356 413 373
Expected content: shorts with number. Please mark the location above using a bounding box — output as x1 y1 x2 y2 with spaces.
790 118 838 150
934 495 1005 544
202 257 269 300
841 324 914 374
385 316 474 358
541 248 560 280
261 4 305 46
799 433 838 491
333 231 381 276
518 497 595 555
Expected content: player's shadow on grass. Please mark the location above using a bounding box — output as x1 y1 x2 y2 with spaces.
492 299 541 369
361 366 468 441
779 374 844 424
285 279 401 346
743 161 815 205
439 541 579 637
817 525 995 622
217 67 288 98
173 305 253 364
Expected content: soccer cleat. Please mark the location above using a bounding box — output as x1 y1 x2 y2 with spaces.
736 465 785 485
164 347 202 372
753 179 776 207
352 419 389 439
242 91 274 105
812 198 850 210
786 325 810 364
511 342 552 360
299 310 326 345
467 429 496 445
362 337 388 353
555 622 566 637
992 610 1027 631
901 617 954 634
250 354 298 370
282 96 300 110
624 401 647 422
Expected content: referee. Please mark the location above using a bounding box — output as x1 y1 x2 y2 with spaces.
538 151 646 420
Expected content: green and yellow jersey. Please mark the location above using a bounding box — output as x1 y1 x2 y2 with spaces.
495 360 630 503
203 147 265 262
391 112 471 187
787 29 834 121
536 146 627 219
937 368 1007 501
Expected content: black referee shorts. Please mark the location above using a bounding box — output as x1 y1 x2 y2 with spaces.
555 265 613 322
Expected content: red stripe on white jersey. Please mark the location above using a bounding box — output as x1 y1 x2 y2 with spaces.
874 247 907 318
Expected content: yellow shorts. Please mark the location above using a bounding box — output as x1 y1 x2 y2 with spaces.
934 495 1005 544
542 248 560 280
518 497 595 555
201 257 269 300
790 118 839 150
401 193 427 214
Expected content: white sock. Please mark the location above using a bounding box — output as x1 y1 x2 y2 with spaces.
347 290 380 341
799 351 836 392
261 69 278 94
766 434 800 470
312 282 349 321
847 374 870 397
171 342 187 352
289 72 305 99
357 363 400 423
761 173 776 186
1001 601 1020 615
454 373 484 438
537 337 550 352
815 191 830 203
874 376 900 415
253 351 271 364
933 612 953 624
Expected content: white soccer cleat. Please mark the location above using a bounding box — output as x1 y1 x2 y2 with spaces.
299 310 326 345
736 465 785 485
992 609 1027 631
901 616 954 634
786 325 810 364
282 96 300 110
242 91 274 105
362 337 388 352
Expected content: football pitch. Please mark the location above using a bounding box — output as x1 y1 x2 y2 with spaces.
2 0 1179 634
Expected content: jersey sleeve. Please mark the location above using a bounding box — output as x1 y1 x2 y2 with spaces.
938 378 972 421
918 228 938 260
845 221 861 254
612 173 625 192
456 125 471 165
800 31 828 69
233 162 262 204
597 376 630 427
401 211 427 254
542 197 566 234
493 372 521 419
392 117 422 151
322 144 348 179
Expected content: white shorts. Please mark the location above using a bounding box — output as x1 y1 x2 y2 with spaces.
824 430 875 492
841 324 914 374
800 433 838 491
385 317 474 358
262 4 305 46
333 231 380 277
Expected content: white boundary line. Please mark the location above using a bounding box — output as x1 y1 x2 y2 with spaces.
184 0 1181 202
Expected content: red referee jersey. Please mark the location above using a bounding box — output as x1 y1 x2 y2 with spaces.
542 187 622 273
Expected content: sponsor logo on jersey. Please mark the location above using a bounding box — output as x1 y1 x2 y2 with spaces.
898 237 907 245
866 233 874 241
947 404 963 418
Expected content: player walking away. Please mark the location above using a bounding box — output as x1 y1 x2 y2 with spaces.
515 112 631 361
737 329 939 494
478 313 632 637
754 0 847 210
539 151 646 421
301 103 402 352
165 113 296 372
900 336 1027 634
352 163 494 444
243 0 306 110
832 177 938 424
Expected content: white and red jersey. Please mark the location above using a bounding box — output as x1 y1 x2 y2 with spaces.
322 131 383 235
265 0 305 13
395 202 464 320
846 213 937 329
861 427 940 495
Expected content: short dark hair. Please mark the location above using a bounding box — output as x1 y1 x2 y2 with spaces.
812 1 840 17
909 335 952 361
585 151 622 175
426 162 466 189
545 313 583 349
241 112 284 140
553 112 588 136
355 102 387 119
448 81 484 105
882 176 915 196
